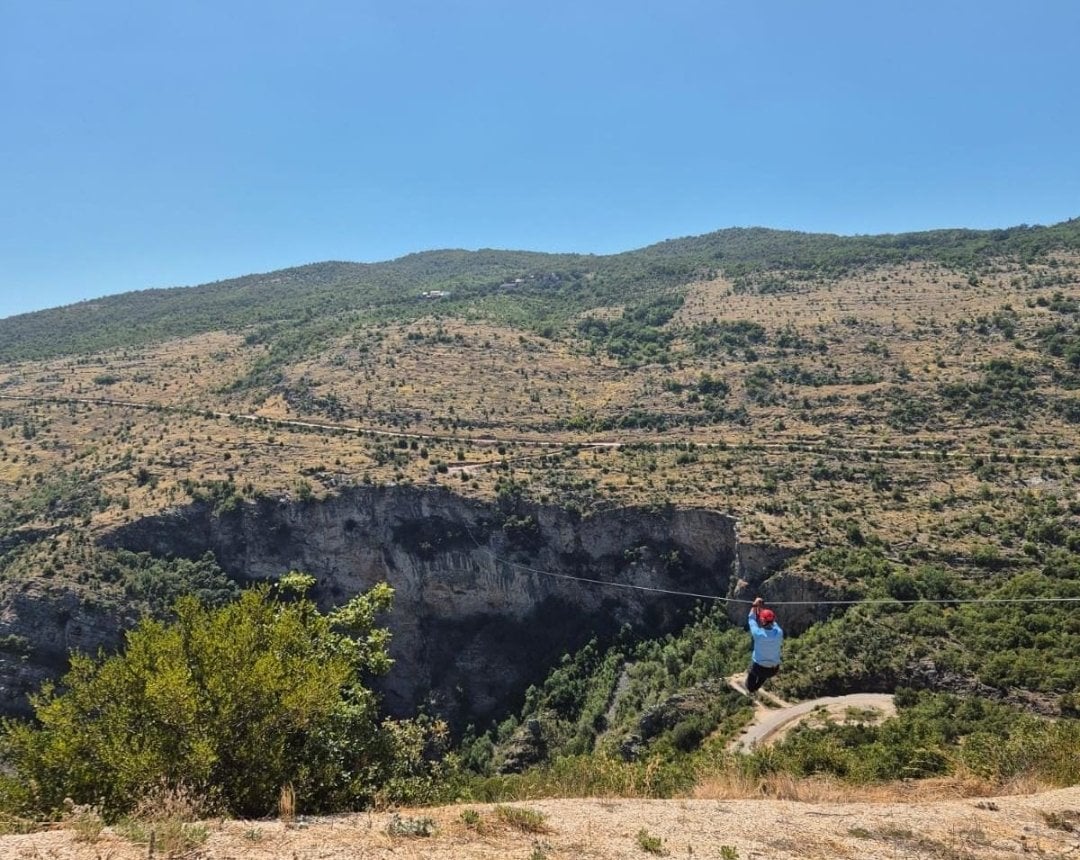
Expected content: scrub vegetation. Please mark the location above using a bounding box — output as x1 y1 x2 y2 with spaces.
1 219 1079 828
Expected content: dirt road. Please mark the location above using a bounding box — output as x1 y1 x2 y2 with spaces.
730 692 897 751
724 674 895 751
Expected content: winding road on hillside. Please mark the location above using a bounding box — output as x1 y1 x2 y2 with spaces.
726 674 896 751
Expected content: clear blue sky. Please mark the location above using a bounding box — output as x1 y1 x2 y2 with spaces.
2 1 1078 320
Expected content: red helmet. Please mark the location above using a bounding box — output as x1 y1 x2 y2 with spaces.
759 608 776 625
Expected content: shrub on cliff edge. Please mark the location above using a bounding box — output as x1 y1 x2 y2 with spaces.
0 576 448 818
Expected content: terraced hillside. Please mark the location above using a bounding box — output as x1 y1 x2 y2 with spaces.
2 224 1079 552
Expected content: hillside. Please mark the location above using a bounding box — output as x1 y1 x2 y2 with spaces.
2 219 1078 363
0 220 1079 832
3 221 1080 552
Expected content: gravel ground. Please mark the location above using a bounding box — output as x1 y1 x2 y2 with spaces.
3 787 1079 859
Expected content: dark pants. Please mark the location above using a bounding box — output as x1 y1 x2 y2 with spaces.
746 662 780 693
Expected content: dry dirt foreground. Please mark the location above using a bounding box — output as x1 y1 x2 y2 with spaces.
4 788 1080 859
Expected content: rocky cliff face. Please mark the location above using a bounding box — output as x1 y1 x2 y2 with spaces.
102 486 802 729
0 579 139 717
1 486 806 728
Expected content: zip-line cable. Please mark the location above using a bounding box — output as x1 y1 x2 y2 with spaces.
467 527 1080 607
485 554 735 603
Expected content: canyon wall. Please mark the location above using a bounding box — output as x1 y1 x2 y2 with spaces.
2 486 816 728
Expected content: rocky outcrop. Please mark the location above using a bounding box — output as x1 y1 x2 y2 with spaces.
0 581 138 717
102 485 801 731
0 526 60 555
497 717 549 773
619 679 734 760
907 658 1061 717
728 558 836 633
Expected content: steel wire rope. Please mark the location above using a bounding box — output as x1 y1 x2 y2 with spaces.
465 525 1080 607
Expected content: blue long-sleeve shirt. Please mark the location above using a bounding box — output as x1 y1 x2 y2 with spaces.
748 611 783 667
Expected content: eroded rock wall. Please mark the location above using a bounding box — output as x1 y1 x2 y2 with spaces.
0 581 139 717
1 487 803 728
105 486 772 729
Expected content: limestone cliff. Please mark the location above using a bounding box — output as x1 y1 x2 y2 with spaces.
2 486 807 728
0 578 140 717
104 486 801 729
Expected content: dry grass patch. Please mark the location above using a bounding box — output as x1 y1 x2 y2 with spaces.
1041 808 1080 831
691 769 1050 804
114 782 211 856
494 805 551 834
61 802 105 844
277 782 296 823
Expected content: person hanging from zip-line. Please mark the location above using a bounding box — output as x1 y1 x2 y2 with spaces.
744 596 783 693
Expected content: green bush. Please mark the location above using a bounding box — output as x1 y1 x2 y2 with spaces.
636 827 667 855
108 549 238 616
1 578 446 818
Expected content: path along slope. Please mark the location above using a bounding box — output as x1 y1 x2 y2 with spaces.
730 692 898 751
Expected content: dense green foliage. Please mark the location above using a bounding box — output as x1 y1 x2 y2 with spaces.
463 610 753 774
0 539 239 629
776 571 1080 701
939 359 1039 419
577 295 684 365
104 549 239 616
464 598 1080 798
643 218 1080 275
689 319 767 358
462 690 1080 803
0 578 446 818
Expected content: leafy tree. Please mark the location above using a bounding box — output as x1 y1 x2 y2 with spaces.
1 578 444 817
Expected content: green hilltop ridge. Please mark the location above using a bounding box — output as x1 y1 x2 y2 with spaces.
2 218 1078 362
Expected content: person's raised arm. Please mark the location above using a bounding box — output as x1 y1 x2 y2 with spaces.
748 596 764 631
